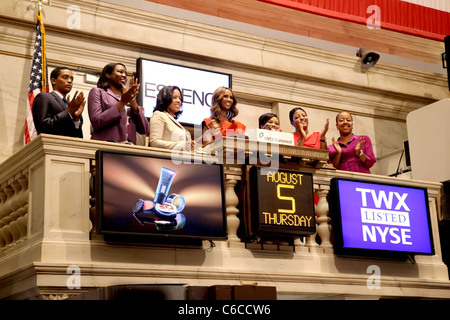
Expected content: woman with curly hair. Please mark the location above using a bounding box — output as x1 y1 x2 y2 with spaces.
202 87 246 144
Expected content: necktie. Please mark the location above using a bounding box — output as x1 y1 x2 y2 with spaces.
62 97 68 108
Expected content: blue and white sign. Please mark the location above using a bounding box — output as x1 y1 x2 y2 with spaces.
247 129 295 145
333 179 434 255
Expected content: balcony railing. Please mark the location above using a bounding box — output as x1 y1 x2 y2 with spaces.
0 134 448 300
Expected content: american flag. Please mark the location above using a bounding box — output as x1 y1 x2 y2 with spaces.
25 9 48 144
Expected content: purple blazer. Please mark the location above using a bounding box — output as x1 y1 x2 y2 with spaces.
88 87 149 144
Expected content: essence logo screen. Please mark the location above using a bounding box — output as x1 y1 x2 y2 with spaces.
137 58 231 124
334 179 434 255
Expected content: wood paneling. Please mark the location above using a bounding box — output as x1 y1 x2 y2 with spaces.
146 0 444 65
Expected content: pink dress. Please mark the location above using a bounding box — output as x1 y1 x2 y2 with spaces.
327 134 376 174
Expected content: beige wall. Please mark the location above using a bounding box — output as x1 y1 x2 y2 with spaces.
0 0 448 175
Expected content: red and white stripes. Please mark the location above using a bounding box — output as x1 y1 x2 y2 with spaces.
259 0 450 41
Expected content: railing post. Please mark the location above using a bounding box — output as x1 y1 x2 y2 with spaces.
225 178 240 243
315 186 332 252
306 222 319 249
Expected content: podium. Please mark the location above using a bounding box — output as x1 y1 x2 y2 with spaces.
407 99 450 182
206 135 330 167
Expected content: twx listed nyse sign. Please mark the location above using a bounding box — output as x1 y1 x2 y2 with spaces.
336 179 434 255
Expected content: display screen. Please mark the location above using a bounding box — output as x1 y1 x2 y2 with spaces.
330 178 434 256
249 166 316 236
95 150 227 241
136 58 231 124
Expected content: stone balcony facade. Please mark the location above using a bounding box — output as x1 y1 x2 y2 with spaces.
0 134 448 300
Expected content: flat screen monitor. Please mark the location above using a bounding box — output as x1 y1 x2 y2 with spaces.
136 58 232 124
248 166 316 237
330 178 434 256
95 150 227 241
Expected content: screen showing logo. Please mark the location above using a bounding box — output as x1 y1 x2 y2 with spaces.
332 178 434 255
96 151 227 240
137 58 231 124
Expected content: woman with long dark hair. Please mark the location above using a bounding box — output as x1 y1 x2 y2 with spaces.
289 106 328 149
88 62 149 143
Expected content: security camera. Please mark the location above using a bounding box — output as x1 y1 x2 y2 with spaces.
356 48 380 68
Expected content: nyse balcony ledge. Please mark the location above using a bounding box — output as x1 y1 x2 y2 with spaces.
0 134 448 300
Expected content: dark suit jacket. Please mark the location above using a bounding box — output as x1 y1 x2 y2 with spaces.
32 91 83 138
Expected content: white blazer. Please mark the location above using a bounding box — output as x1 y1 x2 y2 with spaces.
149 110 190 149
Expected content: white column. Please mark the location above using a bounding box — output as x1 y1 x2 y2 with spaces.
225 178 240 243
315 187 332 251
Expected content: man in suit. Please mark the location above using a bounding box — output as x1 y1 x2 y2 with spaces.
32 66 85 138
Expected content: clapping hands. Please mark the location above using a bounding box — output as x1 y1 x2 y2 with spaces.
121 76 140 105
355 136 366 155
320 118 329 140
67 91 86 121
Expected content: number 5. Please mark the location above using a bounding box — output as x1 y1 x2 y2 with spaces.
277 184 295 213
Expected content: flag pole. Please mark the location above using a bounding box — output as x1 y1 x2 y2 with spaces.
24 0 52 145
36 1 51 92
38 10 47 92
32 0 52 12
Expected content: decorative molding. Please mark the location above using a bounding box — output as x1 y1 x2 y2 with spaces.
1 0 447 99
1 0 448 128
137 0 445 65
0 135 447 299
